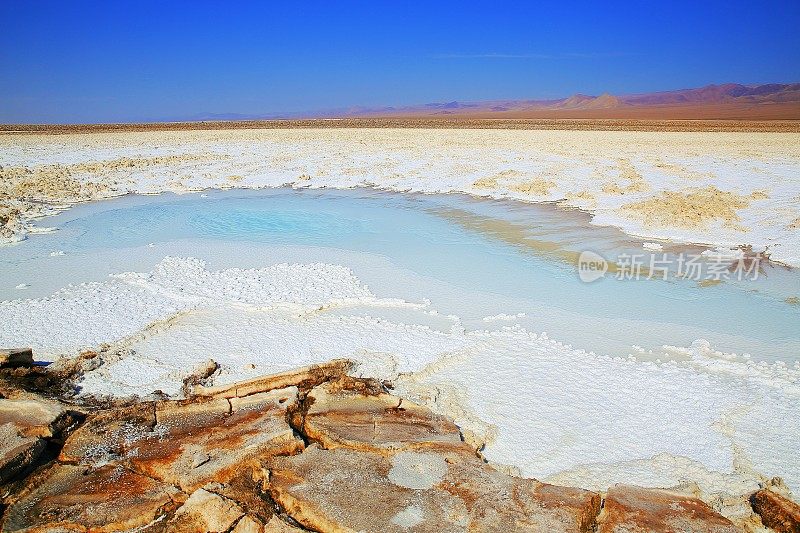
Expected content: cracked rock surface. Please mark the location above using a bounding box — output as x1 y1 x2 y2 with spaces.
597 484 739 532
0 356 796 532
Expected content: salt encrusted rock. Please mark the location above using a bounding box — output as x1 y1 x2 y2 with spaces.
269 444 600 533
598 484 739 533
167 488 245 532
751 488 800 533
0 365 783 533
0 206 25 244
155 396 232 428
192 359 353 398
201 467 275 522
223 514 308 533
303 377 466 453
1 463 182 532
528 484 603 533
58 402 156 463
0 349 33 369
269 444 467 532
232 515 265 533
61 388 302 493
0 350 100 401
135 389 302 493
180 358 219 396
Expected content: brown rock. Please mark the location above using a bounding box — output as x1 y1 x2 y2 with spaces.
226 515 307 533
262 516 308 532
270 444 464 532
192 359 353 398
167 488 245 533
1 463 182 532
525 483 601 532
58 402 156 464
303 378 466 454
59 391 298 485
269 444 599 533
0 398 75 438
0 348 33 368
751 488 800 533
0 425 45 484
201 468 275 523
1 366 772 533
233 515 265 533
0 351 98 400
598 484 739 533
180 358 219 396
0 396 81 484
130 388 301 492
155 396 231 428
59 390 302 494
436 450 601 532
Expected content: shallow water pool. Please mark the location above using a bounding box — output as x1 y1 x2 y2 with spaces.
1 187 798 363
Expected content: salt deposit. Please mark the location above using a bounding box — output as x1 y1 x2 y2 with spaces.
2 256 798 500
1 128 798 265
1 128 798 509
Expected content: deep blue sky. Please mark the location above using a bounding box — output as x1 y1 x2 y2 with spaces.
1 1 799 123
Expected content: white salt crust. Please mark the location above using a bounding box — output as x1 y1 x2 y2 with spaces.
1 257 798 500
2 128 799 266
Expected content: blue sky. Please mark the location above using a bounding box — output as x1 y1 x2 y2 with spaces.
1 1 799 123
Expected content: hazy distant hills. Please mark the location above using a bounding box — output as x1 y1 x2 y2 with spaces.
555 93 622 109
540 83 800 109
188 83 800 122
620 82 800 106
352 83 800 119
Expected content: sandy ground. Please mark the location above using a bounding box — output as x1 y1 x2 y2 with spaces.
3 117 800 133
2 127 799 265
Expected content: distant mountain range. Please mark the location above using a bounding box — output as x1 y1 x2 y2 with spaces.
188 83 800 122
345 82 800 120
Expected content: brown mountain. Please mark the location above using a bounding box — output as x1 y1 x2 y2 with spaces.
621 83 800 105
581 93 624 109
343 83 800 120
553 94 596 109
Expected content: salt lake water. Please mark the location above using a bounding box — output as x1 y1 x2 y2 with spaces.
2 187 797 363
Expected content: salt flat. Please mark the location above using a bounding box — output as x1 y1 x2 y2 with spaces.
2 128 799 265
1 127 798 522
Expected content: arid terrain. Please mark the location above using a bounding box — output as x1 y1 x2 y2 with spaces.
1 123 799 532
348 83 800 121
2 117 799 134
7 82 795 127
2 126 799 265
2 0 797 529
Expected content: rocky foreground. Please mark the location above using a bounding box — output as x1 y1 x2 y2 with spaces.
1 348 798 533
